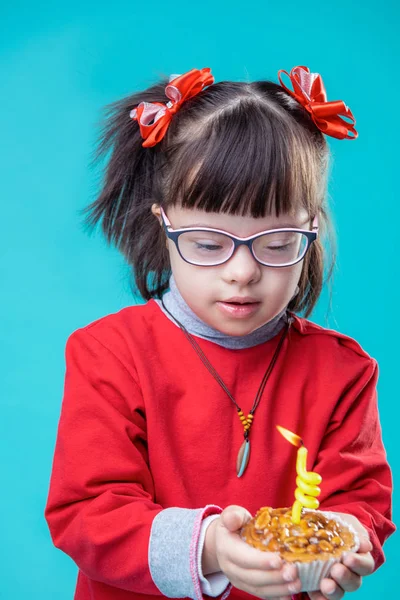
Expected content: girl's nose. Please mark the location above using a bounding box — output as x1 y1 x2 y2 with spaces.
220 245 262 285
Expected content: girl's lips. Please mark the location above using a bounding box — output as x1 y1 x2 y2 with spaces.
216 301 261 318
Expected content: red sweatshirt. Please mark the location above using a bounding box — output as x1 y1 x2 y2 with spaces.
45 300 394 600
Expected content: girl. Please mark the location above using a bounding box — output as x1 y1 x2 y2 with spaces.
45 66 394 600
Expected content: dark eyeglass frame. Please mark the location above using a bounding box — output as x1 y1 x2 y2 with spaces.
160 207 319 268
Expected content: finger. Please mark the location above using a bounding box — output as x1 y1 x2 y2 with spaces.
320 577 345 600
258 579 302 597
223 538 283 571
228 572 301 598
228 563 302 597
342 551 375 576
232 563 298 588
220 505 252 531
259 597 292 600
329 562 361 592
358 537 373 553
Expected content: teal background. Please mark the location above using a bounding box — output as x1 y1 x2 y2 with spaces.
1 1 397 598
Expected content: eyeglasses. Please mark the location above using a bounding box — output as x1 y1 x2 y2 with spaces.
160 207 318 268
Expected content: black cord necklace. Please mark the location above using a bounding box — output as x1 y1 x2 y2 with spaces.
161 298 293 477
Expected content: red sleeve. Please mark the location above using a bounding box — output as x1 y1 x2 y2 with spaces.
315 357 395 569
45 327 164 594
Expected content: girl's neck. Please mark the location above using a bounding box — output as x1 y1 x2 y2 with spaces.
155 276 288 349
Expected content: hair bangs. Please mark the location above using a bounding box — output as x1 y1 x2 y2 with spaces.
165 98 321 219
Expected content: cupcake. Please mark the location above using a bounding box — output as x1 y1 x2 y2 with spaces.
241 506 359 592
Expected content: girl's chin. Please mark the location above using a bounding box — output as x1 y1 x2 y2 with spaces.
209 307 286 337
210 314 270 337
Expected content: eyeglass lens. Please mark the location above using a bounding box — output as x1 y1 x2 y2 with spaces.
177 230 308 266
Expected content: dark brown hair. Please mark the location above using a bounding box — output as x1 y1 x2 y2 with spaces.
82 76 333 317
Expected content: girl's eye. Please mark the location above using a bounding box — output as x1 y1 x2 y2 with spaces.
265 243 293 252
195 242 223 252
178 232 231 262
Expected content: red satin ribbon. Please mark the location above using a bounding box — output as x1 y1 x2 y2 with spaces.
131 68 214 147
278 66 358 140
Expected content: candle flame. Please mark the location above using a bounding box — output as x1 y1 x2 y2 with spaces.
276 425 303 447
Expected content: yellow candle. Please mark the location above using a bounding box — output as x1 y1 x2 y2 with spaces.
276 425 322 524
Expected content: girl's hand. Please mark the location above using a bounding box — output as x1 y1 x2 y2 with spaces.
308 512 375 600
202 505 302 599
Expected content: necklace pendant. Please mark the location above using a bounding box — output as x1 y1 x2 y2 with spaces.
236 439 250 477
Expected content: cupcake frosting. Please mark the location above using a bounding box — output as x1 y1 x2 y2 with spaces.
241 507 358 563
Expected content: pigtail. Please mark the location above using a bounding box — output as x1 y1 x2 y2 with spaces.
82 82 171 299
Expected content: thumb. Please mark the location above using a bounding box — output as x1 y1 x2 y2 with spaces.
220 505 252 532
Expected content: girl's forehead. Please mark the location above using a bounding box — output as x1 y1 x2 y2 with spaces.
166 205 310 234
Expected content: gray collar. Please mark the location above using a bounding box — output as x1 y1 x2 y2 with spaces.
154 276 288 349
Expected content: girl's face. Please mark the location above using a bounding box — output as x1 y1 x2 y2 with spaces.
153 204 310 336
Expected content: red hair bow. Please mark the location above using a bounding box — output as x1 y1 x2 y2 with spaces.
278 66 357 140
130 68 214 148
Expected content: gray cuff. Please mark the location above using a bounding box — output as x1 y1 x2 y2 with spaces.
149 506 222 599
